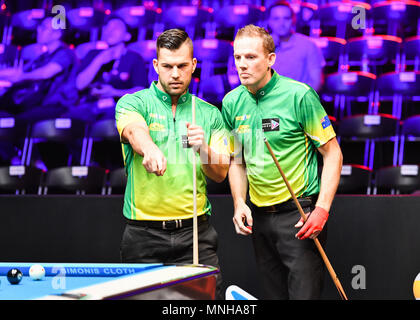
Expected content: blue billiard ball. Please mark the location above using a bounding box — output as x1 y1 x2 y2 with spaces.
7 269 23 285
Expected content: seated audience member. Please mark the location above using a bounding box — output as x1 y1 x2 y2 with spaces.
68 16 149 122
0 16 78 123
0 16 78 167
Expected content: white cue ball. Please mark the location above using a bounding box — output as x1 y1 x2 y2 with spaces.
29 264 45 281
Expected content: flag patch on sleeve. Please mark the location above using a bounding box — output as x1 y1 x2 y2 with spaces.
321 115 332 129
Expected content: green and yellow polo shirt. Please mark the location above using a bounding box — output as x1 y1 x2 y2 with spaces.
115 81 229 221
222 71 336 207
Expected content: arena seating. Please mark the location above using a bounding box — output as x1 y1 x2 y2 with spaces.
42 165 107 194
0 0 418 195
0 165 43 194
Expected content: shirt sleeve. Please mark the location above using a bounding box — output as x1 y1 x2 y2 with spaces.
296 88 335 148
221 99 233 131
208 108 230 157
115 93 147 142
221 98 241 158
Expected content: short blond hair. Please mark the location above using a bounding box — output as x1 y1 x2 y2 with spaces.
235 24 275 55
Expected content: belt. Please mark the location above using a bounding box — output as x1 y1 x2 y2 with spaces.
253 196 317 214
126 214 208 230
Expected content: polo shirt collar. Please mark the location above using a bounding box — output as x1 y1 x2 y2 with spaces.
248 69 279 99
150 81 191 106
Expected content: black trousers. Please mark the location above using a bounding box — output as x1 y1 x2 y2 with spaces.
120 216 224 300
250 198 327 300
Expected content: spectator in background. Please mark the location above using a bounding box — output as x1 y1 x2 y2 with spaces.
67 16 148 122
268 1 325 92
0 15 78 167
0 15 78 123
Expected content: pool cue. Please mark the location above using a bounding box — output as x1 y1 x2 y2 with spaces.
192 95 199 265
263 137 348 300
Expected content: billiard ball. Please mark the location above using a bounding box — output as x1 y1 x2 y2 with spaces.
29 264 45 281
7 268 23 285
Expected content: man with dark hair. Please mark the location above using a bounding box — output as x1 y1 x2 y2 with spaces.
222 24 342 299
115 29 229 299
0 16 78 122
67 16 148 122
156 28 193 54
268 1 325 92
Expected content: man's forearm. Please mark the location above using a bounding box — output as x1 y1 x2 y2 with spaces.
122 123 155 157
122 122 167 176
316 146 343 212
21 69 50 81
76 58 103 90
228 160 248 208
20 62 62 81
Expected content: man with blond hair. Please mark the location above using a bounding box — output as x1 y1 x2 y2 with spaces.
222 25 343 299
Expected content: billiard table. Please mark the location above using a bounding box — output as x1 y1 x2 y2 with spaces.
0 263 218 300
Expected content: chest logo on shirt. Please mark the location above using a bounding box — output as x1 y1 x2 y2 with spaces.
150 113 166 120
262 118 280 132
235 114 251 121
237 125 250 133
149 122 166 131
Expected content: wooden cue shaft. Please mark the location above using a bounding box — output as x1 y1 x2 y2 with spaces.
192 96 199 265
263 137 348 300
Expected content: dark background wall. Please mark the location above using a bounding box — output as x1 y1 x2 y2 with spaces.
0 195 420 300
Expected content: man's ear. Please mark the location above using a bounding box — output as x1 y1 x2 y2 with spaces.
153 58 159 75
192 57 197 73
268 52 276 68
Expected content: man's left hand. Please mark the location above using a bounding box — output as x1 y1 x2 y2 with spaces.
186 122 206 152
295 206 329 240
